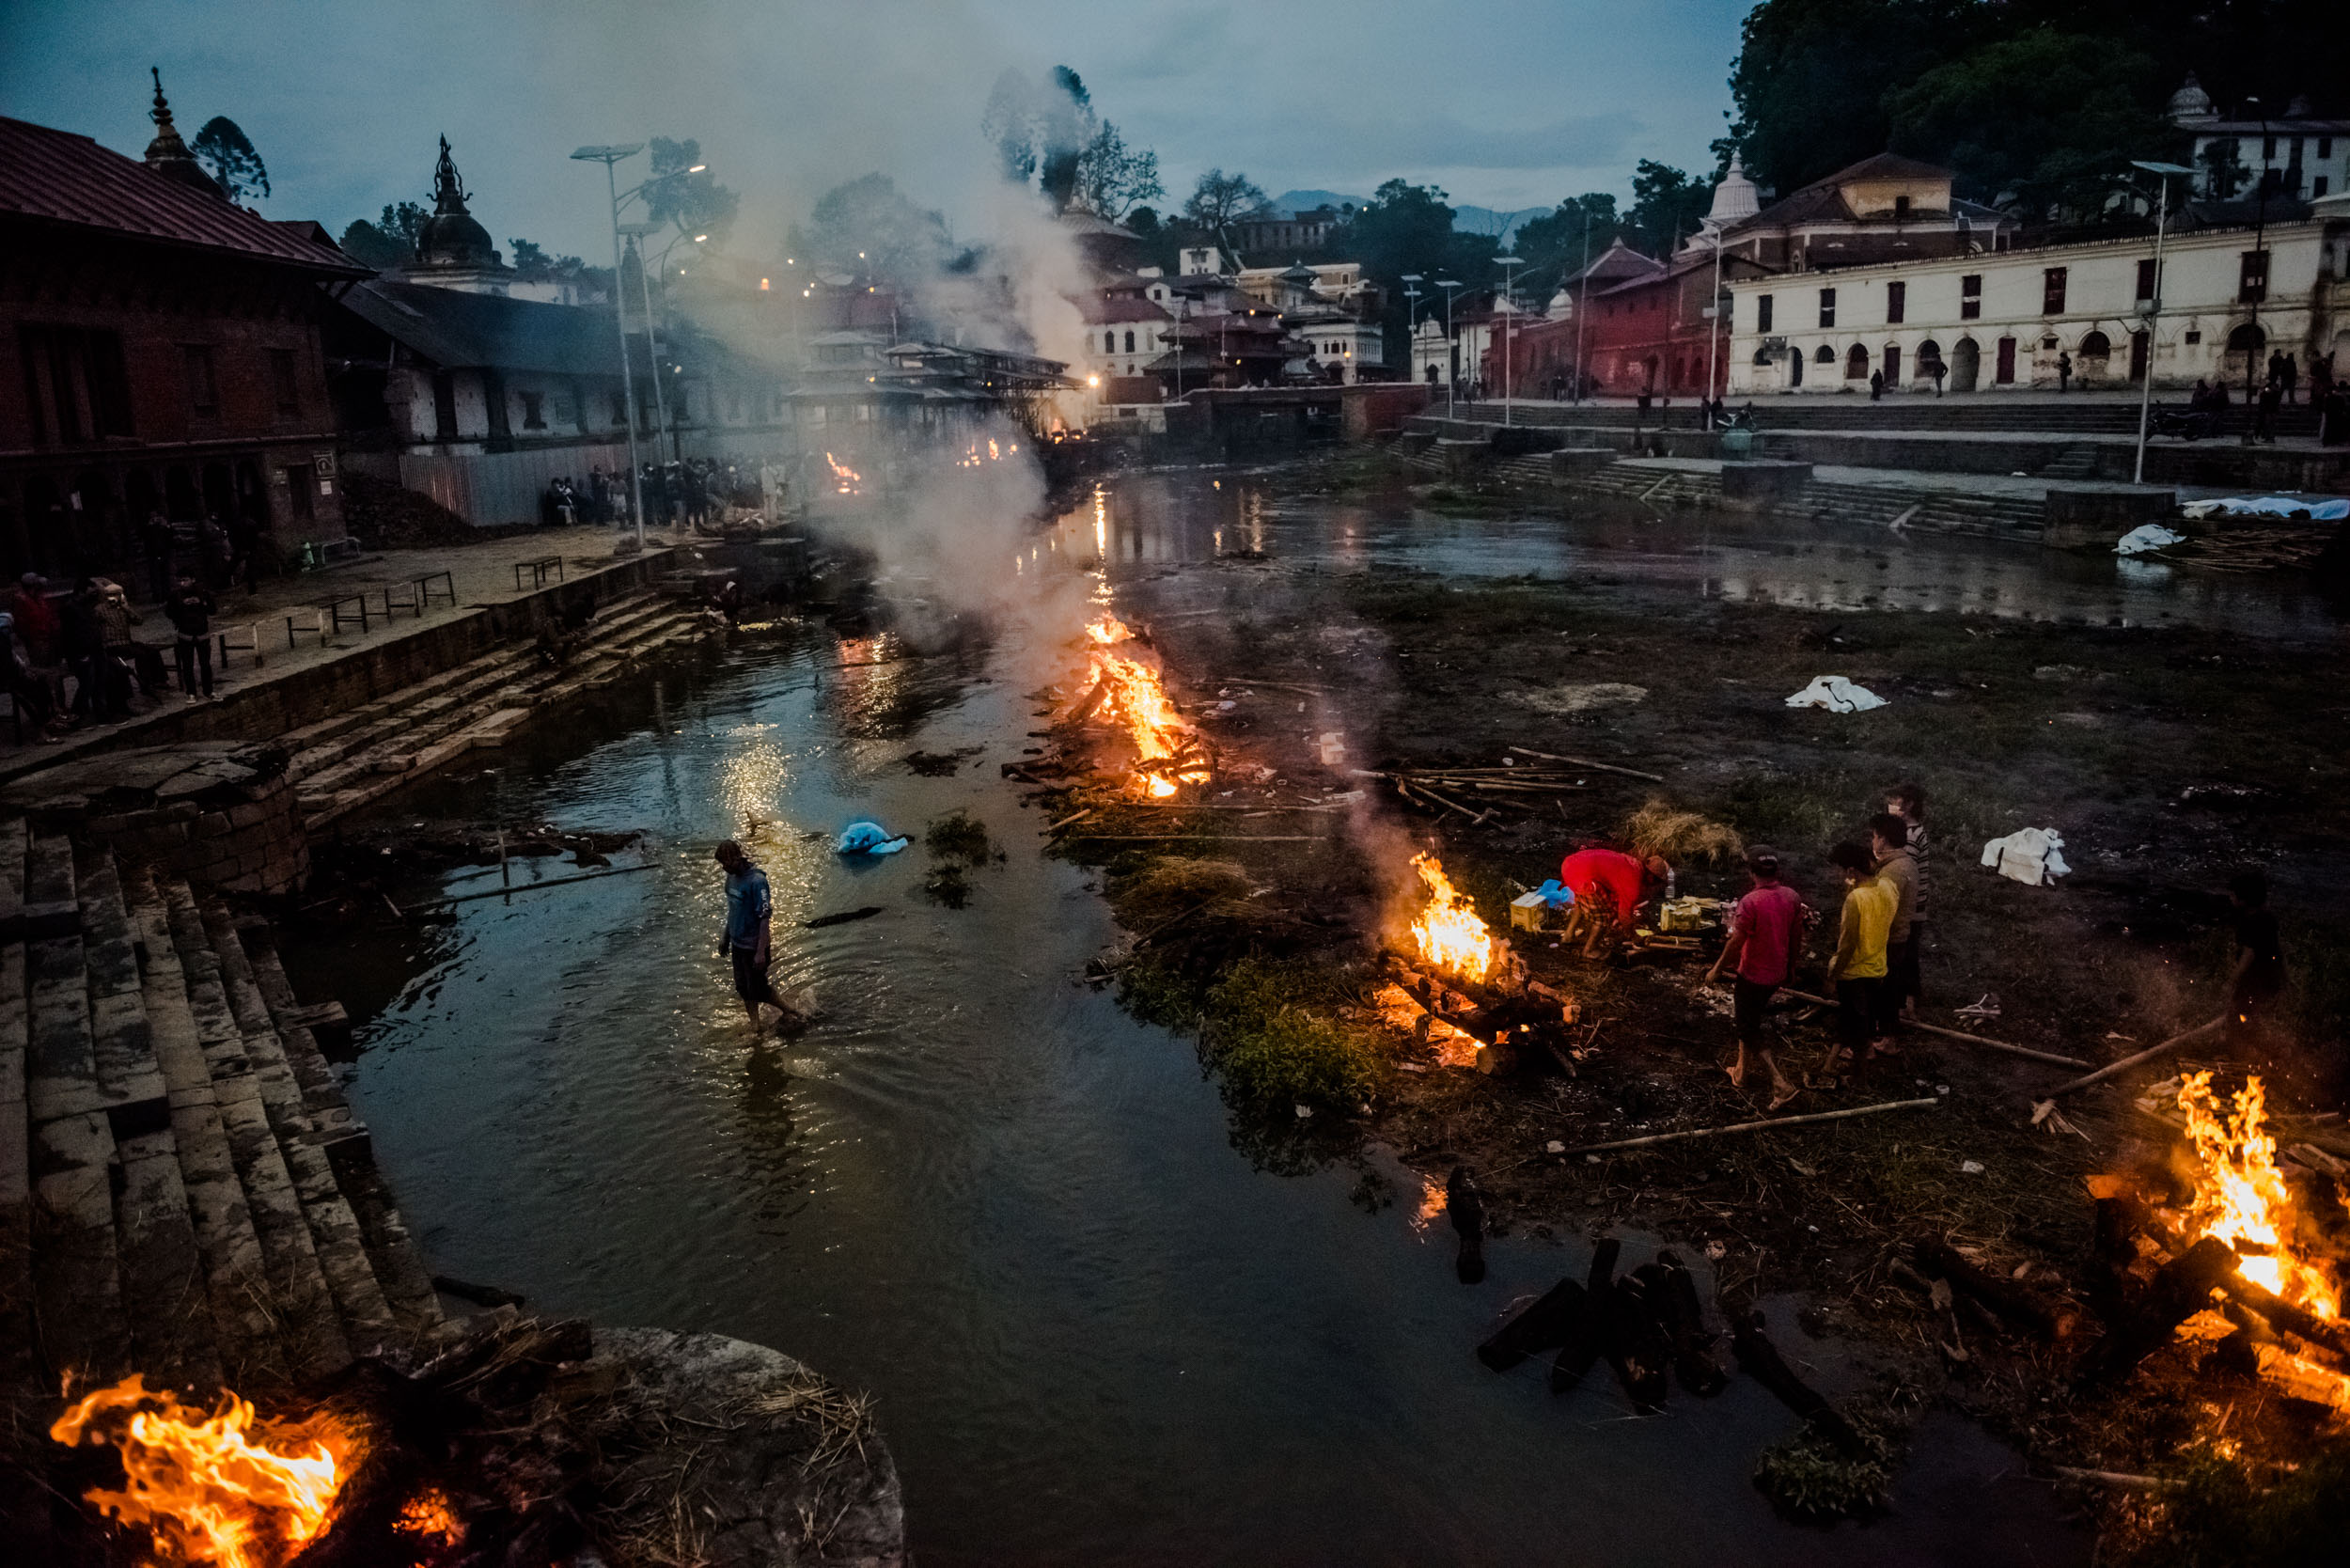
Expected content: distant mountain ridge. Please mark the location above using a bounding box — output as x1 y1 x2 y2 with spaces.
1271 188 1551 243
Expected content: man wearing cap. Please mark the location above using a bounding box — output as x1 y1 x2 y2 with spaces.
1705 847 1811 1109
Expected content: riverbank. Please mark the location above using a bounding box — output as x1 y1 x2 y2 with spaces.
1035 465 2349 1553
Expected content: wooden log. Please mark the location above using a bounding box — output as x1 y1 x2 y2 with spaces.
1775 987 2090 1069
1556 1097 1938 1156
1731 1310 1865 1452
1447 1166 1487 1285
2217 1270 2350 1365
1609 1268 1673 1410
2041 1017 2228 1098
1507 745 1667 782
1477 1278 1589 1372
2072 1236 2239 1388
1914 1238 2065 1341
1064 675 1111 726
1550 1237 1621 1395
1656 1250 1729 1396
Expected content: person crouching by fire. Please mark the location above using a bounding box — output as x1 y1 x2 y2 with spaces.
714 840 804 1038
1558 844 1672 958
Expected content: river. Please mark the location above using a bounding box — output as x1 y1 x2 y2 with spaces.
286 475 2332 1564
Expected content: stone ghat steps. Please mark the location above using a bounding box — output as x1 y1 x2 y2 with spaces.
1410 400 2325 437
290 593 717 827
2 822 439 1419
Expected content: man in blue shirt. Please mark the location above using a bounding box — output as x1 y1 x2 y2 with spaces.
715 840 799 1036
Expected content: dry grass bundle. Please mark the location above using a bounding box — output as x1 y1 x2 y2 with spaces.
1108 857 1261 929
1619 797 1746 866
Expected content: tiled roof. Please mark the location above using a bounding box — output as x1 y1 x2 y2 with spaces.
1079 294 1174 324
0 115 365 274
337 278 619 375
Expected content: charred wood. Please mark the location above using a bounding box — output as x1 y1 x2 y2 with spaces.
1550 1237 1620 1394
1731 1310 1865 1454
1656 1251 1729 1397
1447 1166 1487 1285
1914 1239 2066 1341
1477 1278 1589 1372
2073 1237 2239 1388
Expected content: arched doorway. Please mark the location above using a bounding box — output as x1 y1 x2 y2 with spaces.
2078 330 2112 383
2226 322 2266 386
1950 337 1980 392
1787 345 1804 386
2129 330 2150 382
1882 344 1902 384
1845 344 1870 380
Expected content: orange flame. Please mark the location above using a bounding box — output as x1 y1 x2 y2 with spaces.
50 1375 355 1568
1080 613 1205 797
396 1487 463 1546
2177 1072 2340 1318
1409 853 1498 983
823 451 862 494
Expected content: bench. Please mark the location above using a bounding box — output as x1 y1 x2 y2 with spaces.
382 580 424 619
282 605 328 647
317 536 365 565
214 622 264 668
416 570 457 609
511 555 565 591
327 593 371 635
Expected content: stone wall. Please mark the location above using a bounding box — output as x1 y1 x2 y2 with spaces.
0 744 308 895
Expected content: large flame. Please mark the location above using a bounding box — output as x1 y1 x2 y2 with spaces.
1080 612 1205 798
823 451 862 494
1408 853 1499 984
2177 1072 2340 1318
50 1375 355 1568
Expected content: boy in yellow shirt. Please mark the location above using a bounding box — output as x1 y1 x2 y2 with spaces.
1828 841 1899 1069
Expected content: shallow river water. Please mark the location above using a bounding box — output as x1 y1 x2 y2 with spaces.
284 478 2334 1565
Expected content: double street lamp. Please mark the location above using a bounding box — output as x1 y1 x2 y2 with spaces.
570 143 712 544
2125 160 2196 483
1495 255 1523 425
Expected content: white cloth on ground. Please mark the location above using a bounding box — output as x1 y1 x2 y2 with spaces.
1981 827 2071 886
1785 675 1888 713
2115 524 2186 556
2179 496 2350 522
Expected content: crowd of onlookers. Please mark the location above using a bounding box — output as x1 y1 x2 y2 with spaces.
544 459 779 533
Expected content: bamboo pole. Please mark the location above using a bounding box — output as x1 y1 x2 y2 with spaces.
1776 988 2092 1069
1067 835 1331 842
1556 1097 1938 1156
1506 745 1666 782
411 862 659 908
2039 1016 2227 1097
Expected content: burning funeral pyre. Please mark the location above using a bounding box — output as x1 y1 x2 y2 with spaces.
41 1316 903 1568
1375 853 1585 1076
2078 1071 2350 1412
1067 610 1212 798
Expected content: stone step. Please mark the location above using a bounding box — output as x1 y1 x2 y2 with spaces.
197 901 397 1358
0 816 26 941
120 863 287 1390
159 879 351 1383
1 939 40 1402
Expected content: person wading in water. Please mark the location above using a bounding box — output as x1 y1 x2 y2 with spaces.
714 839 804 1037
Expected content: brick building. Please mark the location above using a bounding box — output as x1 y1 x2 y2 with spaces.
0 84 367 584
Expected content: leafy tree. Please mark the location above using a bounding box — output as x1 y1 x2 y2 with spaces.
1887 29 2167 213
1624 161 1711 256
1325 180 1500 362
1181 168 1271 235
644 137 739 247
2197 136 2250 199
784 173 953 291
190 116 268 201
1512 194 1622 289
1071 120 1162 220
508 239 612 295
337 200 428 270
1726 0 1982 194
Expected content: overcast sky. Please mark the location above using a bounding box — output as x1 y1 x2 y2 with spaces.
0 0 1749 258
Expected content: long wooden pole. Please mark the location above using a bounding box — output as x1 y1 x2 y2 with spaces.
1776 988 2091 1069
1506 745 1666 783
412 863 659 908
1557 1096 1937 1155
2040 1016 2227 1097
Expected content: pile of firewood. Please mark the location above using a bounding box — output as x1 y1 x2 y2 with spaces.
1385 956 1582 1075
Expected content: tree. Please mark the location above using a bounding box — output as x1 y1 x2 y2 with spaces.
1512 194 1622 289
191 117 268 201
2197 136 2250 199
1726 0 1982 193
337 200 428 270
785 173 954 291
509 239 612 295
1071 121 1162 220
1324 180 1499 364
1181 168 1271 235
644 137 739 248
1887 29 2168 214
1624 162 1711 257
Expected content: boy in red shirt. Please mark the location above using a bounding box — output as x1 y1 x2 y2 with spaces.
1705 847 1810 1108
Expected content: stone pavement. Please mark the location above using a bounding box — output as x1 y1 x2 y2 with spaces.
5 525 679 776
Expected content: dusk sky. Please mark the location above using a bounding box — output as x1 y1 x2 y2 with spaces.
0 0 1750 257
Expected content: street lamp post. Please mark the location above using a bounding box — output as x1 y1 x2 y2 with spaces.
1495 255 1523 425
570 143 647 547
1435 278 1463 416
1700 219 1726 429
1402 274 1423 388
1572 214 1591 406
2128 160 2196 484
619 227 671 476
2241 100 2270 447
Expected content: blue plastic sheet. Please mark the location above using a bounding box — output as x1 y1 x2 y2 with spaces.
836 820 911 856
1537 879 1575 910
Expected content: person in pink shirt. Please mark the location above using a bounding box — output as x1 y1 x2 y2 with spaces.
1704 847 1812 1108
1559 845 1668 927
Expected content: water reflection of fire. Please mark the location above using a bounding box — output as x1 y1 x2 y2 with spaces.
50 1375 358 1568
1078 611 1208 798
2176 1073 2341 1318
1408 853 1499 984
